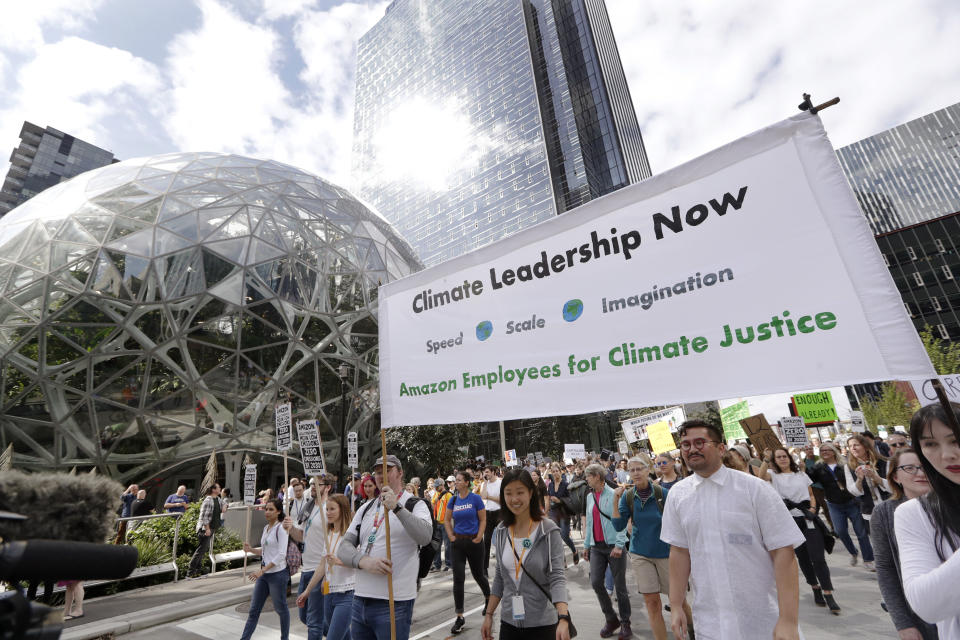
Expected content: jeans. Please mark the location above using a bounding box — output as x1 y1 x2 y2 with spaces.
556 517 577 555
434 524 452 569
483 509 501 573
826 499 874 562
452 535 491 612
240 569 289 640
352 595 415 640
605 566 614 592
589 543 630 624
187 531 212 576
324 590 354 640
297 569 325 640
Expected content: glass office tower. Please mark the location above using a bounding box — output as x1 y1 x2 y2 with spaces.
0 121 116 216
352 0 651 266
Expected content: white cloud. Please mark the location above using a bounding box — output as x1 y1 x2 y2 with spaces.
606 0 960 173
0 0 105 54
260 0 316 21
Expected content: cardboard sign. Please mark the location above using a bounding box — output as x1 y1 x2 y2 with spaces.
347 431 359 467
739 413 783 454
564 443 586 460
275 402 292 451
792 391 838 425
780 416 809 448
849 411 866 433
618 440 629 454
720 400 750 440
504 449 519 467
647 421 677 454
243 464 257 506
297 420 326 475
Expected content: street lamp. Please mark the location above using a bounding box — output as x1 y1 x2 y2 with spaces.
337 364 349 493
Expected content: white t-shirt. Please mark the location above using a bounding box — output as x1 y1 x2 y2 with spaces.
289 495 310 523
767 470 813 517
326 532 356 593
660 465 805 640
483 478 502 512
348 491 432 601
895 498 960 640
260 522 288 574
300 503 327 572
500 522 540 586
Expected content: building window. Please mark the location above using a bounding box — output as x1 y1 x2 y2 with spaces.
882 253 890 267
937 324 950 339
913 272 924 286
906 246 917 260
943 265 954 280
932 296 942 311
905 302 914 317
935 238 946 253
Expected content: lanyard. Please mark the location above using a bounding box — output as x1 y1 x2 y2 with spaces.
303 504 322 539
364 500 386 554
292 497 305 519
508 522 537 582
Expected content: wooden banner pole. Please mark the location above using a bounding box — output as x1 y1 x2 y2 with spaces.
283 451 289 500
351 465 356 516
242 505 251 582
380 428 396 640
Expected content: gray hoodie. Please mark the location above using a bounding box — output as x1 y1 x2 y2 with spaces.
491 518 568 628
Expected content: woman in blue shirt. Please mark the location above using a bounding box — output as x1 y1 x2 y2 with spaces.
444 470 491 634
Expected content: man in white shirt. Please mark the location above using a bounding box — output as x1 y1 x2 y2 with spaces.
478 465 502 575
337 455 433 640
660 420 805 640
284 488 326 640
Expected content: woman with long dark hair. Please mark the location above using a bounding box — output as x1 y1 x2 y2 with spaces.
530 468 550 514
895 404 960 638
482 469 570 640
871 447 938 640
445 470 491 634
764 446 841 614
240 499 290 640
547 463 579 565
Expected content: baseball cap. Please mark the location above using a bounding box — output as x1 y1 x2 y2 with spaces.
446 475 455 482
434 479 444 489
374 454 402 469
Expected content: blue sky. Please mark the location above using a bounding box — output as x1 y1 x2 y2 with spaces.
1 0 958 191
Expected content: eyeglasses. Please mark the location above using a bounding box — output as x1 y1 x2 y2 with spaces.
889 442 908 448
655 460 672 466
679 438 719 451
896 464 923 475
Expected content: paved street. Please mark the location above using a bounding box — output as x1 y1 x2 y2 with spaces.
122 535 899 639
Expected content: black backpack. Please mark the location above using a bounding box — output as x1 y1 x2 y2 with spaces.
624 483 666 515
355 497 440 580
560 479 589 515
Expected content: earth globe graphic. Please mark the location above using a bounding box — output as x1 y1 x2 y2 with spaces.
563 299 584 322
476 321 493 341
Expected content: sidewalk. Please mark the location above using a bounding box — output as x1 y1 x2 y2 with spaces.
61 568 301 640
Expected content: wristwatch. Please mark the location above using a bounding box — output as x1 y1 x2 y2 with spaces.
393 503 403 514
557 614 571 624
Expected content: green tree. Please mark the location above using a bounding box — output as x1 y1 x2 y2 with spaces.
861 382 918 431
920 325 960 374
384 423 479 478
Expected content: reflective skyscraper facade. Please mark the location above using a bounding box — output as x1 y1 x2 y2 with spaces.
0 121 116 216
352 0 651 266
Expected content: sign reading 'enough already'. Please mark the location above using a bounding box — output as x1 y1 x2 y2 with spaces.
377 114 934 428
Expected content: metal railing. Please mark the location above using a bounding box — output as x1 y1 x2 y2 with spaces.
115 512 184 582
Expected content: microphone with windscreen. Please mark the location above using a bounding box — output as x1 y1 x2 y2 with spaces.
0 540 138 582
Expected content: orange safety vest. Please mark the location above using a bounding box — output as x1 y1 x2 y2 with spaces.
433 491 452 522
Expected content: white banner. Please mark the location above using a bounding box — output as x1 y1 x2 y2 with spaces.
347 431 359 468
243 464 257 506
910 375 960 407
378 114 934 427
297 420 326 475
275 402 292 451
621 406 687 443
780 416 809 448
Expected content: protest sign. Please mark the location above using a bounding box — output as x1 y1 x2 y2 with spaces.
243 464 257 506
275 402 292 451
740 414 783 454
792 391 838 425
621 406 686 442
347 431 358 468
849 411 866 433
720 400 750 440
618 440 629 454
780 416 809 447
647 421 677 454
504 449 519 467
534 451 544 464
297 420 326 475
378 114 934 428
911 375 960 407
564 443 586 460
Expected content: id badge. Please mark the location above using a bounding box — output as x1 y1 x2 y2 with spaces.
806 518 815 530
511 595 525 621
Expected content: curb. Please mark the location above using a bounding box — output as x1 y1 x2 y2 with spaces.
62 574 302 640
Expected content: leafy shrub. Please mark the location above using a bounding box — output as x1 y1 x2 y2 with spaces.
132 536 171 567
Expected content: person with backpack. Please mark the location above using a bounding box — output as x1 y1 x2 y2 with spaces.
445 470 491 634
187 483 222 578
284 477 328 640
336 455 433 640
432 478 454 572
240 499 291 640
612 455 692 640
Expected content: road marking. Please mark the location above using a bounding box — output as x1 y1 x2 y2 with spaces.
410 604 486 640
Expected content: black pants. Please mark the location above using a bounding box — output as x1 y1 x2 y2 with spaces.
793 516 833 591
188 531 213 576
483 510 500 573
452 535 490 612
500 621 556 640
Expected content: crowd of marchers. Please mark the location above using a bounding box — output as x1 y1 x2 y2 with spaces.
103 405 959 640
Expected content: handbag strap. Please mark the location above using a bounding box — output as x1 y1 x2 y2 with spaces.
509 533 552 601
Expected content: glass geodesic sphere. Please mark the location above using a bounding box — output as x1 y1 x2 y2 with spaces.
0 152 420 482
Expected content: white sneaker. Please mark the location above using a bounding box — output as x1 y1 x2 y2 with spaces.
849 554 858 567
863 561 876 572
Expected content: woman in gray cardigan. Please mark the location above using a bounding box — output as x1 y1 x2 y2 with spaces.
871 447 939 640
482 469 571 640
